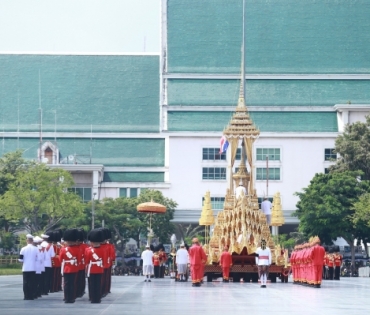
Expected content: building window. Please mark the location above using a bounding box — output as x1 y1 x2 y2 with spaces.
130 188 138 198
119 188 127 197
256 148 280 161
235 148 241 160
256 168 280 180
70 187 92 202
202 167 226 180
257 197 274 209
202 148 226 161
140 188 148 194
202 197 225 210
325 148 336 161
324 168 330 174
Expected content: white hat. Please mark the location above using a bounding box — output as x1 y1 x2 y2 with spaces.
26 234 34 239
41 234 49 239
145 243 150 248
41 242 48 248
33 236 43 243
180 243 185 247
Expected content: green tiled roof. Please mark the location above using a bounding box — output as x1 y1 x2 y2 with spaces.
167 111 338 132
1 138 165 167
103 172 165 182
168 79 370 106
0 55 159 132
167 0 370 73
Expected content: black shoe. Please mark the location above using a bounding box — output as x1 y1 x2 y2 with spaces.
196 283 201 287
64 300 75 304
148 279 151 282
192 283 197 287
144 279 147 282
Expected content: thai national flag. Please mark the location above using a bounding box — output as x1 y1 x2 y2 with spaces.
219 136 229 153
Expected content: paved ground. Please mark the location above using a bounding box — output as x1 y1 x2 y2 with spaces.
0 275 369 315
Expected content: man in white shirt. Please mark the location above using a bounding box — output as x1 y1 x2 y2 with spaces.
255 239 272 288
19 234 38 300
176 243 189 282
41 233 55 294
141 245 154 282
235 183 247 199
33 236 45 298
261 198 272 225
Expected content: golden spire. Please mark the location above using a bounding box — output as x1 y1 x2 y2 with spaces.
199 191 215 226
271 192 285 226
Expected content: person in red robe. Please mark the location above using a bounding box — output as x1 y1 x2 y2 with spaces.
188 238 207 287
310 236 326 288
220 246 232 282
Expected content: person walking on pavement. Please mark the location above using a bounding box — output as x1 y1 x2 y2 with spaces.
188 238 207 287
141 244 154 282
19 234 38 300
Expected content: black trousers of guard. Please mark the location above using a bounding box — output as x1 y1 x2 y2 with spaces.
43 267 52 294
334 266 340 280
328 267 334 280
64 272 77 303
34 273 42 298
160 265 165 278
154 266 160 278
23 271 35 300
76 269 86 297
89 274 102 303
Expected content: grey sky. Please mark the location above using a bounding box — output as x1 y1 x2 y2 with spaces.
0 0 160 53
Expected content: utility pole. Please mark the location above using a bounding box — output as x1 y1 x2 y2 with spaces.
266 155 269 197
92 192 97 230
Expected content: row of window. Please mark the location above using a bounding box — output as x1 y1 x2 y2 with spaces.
119 188 148 198
202 197 274 210
203 148 281 161
203 148 337 161
202 167 281 180
70 187 148 202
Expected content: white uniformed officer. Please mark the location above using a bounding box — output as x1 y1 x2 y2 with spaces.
19 234 38 300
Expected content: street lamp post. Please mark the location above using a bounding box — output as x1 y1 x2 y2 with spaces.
92 192 97 230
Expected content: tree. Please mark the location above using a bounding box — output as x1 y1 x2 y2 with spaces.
174 223 205 245
353 192 370 226
0 163 85 234
0 150 30 232
137 190 177 244
64 190 178 252
330 115 370 180
294 171 370 268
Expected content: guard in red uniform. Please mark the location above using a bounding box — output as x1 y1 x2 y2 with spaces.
310 236 325 288
158 247 167 278
220 246 232 282
85 229 106 303
51 231 62 293
76 228 88 298
100 228 112 297
188 238 207 287
327 248 334 280
333 246 343 280
59 228 81 303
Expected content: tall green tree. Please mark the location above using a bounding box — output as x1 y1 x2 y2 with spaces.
330 115 370 180
294 171 370 267
0 163 84 233
0 150 30 232
63 189 177 251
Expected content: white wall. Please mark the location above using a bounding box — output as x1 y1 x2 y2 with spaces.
166 135 337 220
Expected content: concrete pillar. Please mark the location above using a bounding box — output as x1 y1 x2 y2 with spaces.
93 170 99 199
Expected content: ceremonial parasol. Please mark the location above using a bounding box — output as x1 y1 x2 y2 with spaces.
137 199 166 243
